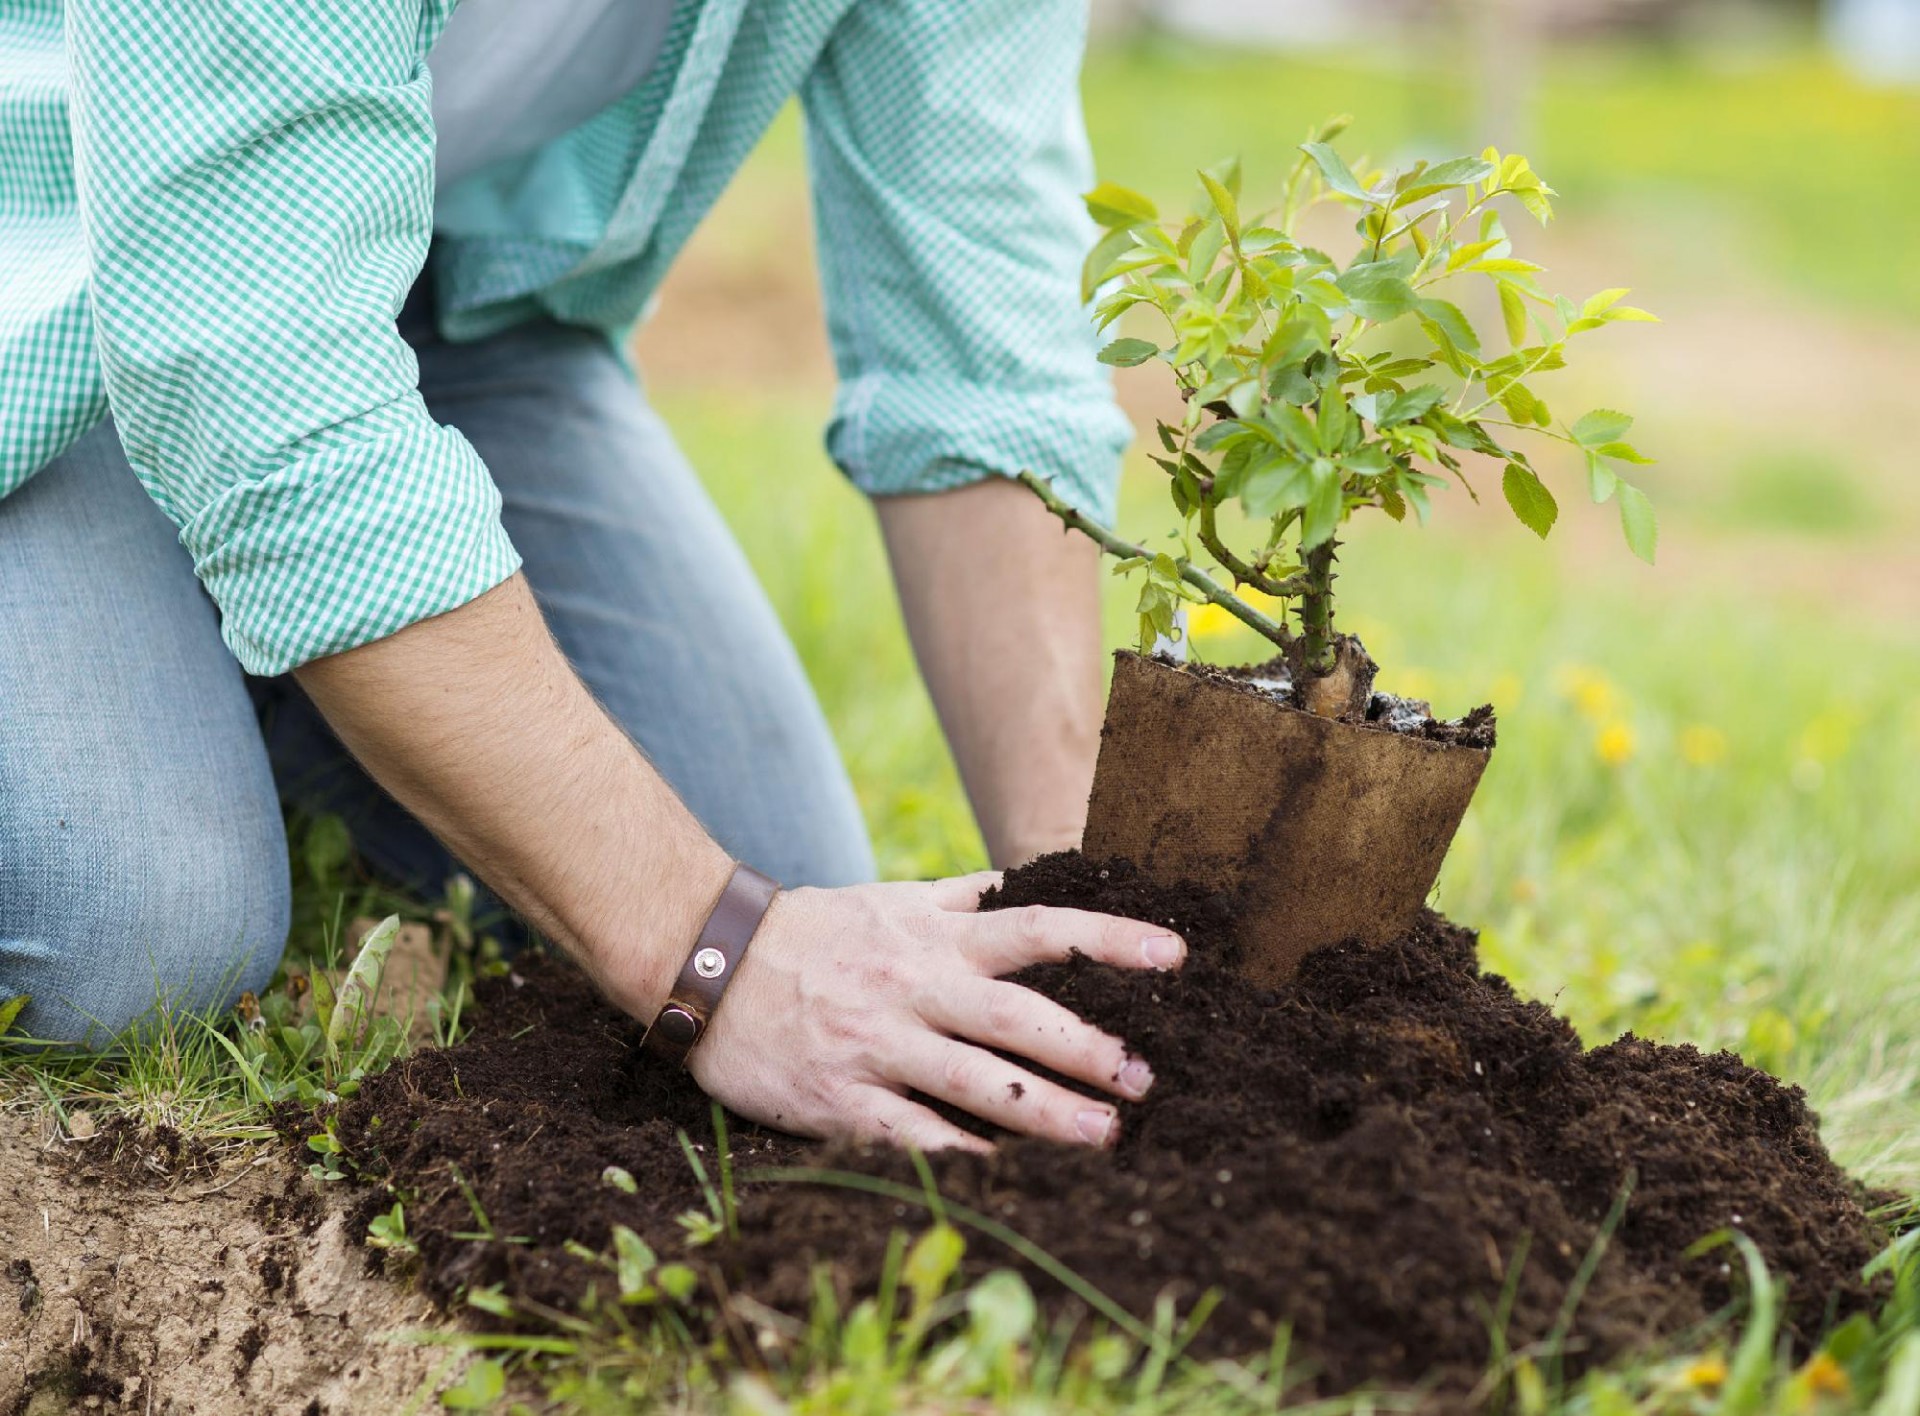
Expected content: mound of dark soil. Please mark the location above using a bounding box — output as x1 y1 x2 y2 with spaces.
330 853 1888 1399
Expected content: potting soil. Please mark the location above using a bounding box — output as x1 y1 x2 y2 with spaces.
330 852 1889 1398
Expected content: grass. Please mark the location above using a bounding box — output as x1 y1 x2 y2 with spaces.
6 27 1920 1415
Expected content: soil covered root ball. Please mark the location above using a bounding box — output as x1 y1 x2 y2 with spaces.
1084 651 1495 984
330 853 1890 1402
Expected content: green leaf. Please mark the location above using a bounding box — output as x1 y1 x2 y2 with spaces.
1379 385 1447 427
1301 142 1373 202
1497 282 1528 348
1447 238 1506 272
1316 386 1354 454
1342 445 1392 475
1241 454 1312 519
1096 337 1159 368
1300 462 1345 548
1872 1332 1920 1416
1081 225 1143 303
309 967 336 1039
1261 313 1330 370
1586 451 1619 503
1495 380 1550 427
1394 155 1497 205
1336 264 1418 323
1618 483 1657 563
613 1224 657 1299
1198 170 1240 239
1582 288 1629 317
1083 182 1157 228
601 1165 638 1194
328 915 399 1053
464 1284 513 1318
904 1222 965 1312
0 994 27 1040
1570 409 1634 446
1186 219 1227 282
1416 299 1481 356
966 1271 1039 1350
1501 463 1559 538
439 1357 505 1410
656 1263 698 1302
1594 441 1653 465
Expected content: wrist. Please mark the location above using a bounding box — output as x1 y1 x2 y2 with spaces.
586 834 737 1021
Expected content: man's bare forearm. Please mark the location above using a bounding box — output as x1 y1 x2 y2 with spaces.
876 477 1105 868
292 566 1181 1153
294 573 732 1018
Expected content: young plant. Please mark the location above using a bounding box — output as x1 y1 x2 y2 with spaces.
1027 119 1657 718
366 1200 419 1257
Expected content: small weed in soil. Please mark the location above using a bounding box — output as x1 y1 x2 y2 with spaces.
330 853 1887 1398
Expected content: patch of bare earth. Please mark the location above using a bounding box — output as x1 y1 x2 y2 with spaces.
0 1109 464 1415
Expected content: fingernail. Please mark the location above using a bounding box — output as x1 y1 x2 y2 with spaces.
1141 934 1184 970
1076 1109 1116 1146
1118 1058 1154 1098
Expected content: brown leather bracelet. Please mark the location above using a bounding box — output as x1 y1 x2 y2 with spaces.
639 863 780 1067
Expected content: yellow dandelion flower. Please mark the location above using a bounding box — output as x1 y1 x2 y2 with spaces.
1799 1352 1850 1398
1187 587 1283 645
1595 721 1636 766
1680 1355 1727 1390
1555 664 1620 721
1679 724 1728 767
1184 600 1240 643
1797 708 1858 766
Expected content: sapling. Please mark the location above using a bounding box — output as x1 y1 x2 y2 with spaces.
1023 118 1656 719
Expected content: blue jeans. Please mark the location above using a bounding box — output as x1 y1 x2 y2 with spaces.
0 309 875 1045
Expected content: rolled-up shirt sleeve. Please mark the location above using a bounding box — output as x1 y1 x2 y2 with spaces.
800 0 1133 525
66 0 520 675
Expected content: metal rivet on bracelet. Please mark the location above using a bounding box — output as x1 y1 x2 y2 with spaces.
655 1005 700 1047
693 947 726 979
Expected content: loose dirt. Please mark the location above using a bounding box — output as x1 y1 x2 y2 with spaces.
0 1109 468 1415
328 852 1891 1401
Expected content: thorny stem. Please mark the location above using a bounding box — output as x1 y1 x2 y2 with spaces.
1197 496 1309 600
1298 539 1339 676
1016 471 1295 652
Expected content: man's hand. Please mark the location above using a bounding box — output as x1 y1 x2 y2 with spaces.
691 873 1183 1152
297 573 1177 1150
877 478 1105 869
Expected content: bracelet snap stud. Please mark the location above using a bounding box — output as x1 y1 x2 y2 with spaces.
640 863 779 1067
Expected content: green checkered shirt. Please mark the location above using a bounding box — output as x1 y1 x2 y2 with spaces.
0 0 1128 674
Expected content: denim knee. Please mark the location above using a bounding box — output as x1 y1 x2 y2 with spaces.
0 820 291 1047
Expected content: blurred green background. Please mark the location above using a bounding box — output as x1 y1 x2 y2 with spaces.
630 0 1920 1188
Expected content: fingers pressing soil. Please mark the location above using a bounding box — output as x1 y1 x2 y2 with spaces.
326 852 1889 1401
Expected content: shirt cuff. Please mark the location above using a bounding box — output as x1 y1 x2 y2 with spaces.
180 398 523 676
826 373 1132 527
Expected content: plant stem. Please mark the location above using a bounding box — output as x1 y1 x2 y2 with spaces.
1197 497 1309 600
1298 539 1338 675
1016 471 1294 652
